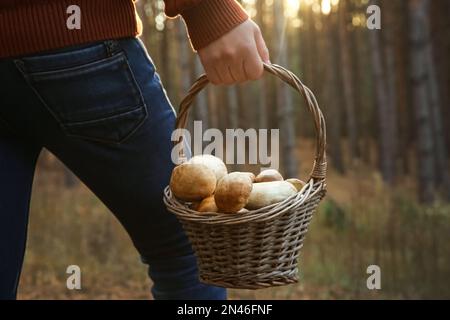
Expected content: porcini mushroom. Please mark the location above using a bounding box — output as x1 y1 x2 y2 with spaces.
214 172 253 213
246 181 297 210
170 163 216 202
196 195 219 213
254 169 284 183
188 154 228 183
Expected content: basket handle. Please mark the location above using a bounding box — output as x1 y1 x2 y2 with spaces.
174 63 327 180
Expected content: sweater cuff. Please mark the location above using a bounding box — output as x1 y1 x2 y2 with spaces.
181 0 249 51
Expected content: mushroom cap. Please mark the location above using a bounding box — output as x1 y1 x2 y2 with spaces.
170 163 216 201
214 172 253 213
255 169 284 183
188 154 228 183
196 195 219 213
242 172 256 182
246 181 297 210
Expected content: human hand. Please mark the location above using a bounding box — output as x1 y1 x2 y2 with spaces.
198 19 270 85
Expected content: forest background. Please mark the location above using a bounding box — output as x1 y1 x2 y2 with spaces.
18 0 450 299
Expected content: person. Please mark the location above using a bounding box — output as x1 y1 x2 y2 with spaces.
0 0 269 300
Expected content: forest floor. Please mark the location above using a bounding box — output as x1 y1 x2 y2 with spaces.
17 141 450 300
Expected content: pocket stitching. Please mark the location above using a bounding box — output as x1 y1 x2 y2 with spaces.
65 107 148 145
64 105 144 127
14 49 148 145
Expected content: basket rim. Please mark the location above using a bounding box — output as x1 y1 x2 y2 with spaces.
164 178 326 225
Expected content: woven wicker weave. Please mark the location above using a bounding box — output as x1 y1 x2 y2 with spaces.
163 63 327 289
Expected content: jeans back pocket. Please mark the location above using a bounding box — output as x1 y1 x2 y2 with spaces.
15 41 148 144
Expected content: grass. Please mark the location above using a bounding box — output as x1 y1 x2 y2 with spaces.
17 148 450 300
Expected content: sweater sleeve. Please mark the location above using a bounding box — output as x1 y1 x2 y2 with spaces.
164 0 249 50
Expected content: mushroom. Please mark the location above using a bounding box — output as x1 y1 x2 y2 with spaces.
242 172 256 182
246 181 297 210
196 195 219 213
254 169 284 183
286 178 307 192
170 163 216 202
214 172 253 213
188 154 228 184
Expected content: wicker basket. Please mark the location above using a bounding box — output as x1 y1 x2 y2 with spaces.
163 63 327 289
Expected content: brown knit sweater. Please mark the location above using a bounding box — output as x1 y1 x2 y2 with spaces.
0 0 248 59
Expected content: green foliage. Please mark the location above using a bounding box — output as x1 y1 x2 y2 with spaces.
321 198 349 231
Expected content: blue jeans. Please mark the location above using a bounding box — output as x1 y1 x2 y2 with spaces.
0 38 226 300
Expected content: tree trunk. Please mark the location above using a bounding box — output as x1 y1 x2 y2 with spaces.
176 20 191 99
408 0 436 203
338 1 360 161
424 29 450 199
274 0 297 177
382 2 399 184
323 11 345 174
369 0 397 184
256 0 268 131
430 0 450 159
227 86 239 171
395 0 413 176
349 6 363 159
